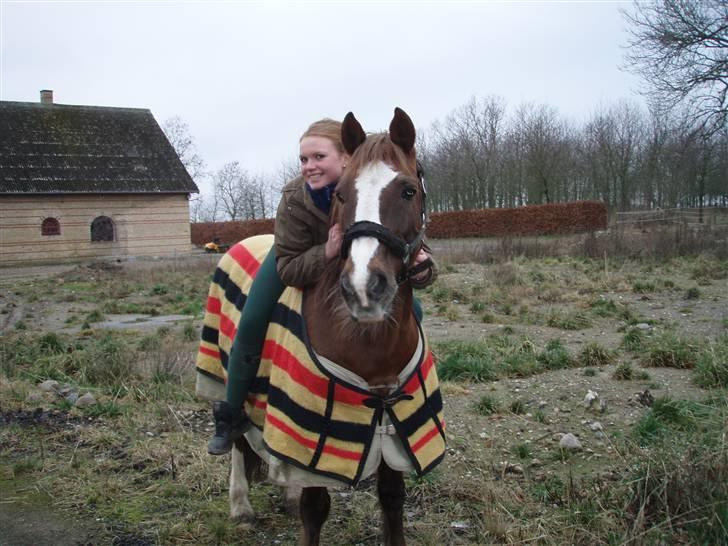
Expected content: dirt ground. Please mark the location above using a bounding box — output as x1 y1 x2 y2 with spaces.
1 249 726 544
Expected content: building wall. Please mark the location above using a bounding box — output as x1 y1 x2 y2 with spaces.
0 193 193 266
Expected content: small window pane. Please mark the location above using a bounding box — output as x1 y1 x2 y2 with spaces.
42 217 60 236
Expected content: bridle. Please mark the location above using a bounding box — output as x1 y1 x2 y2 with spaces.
340 161 431 285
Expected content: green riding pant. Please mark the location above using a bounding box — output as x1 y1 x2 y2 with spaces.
225 249 284 413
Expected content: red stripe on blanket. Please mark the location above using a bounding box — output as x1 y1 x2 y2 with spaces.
267 414 361 461
219 313 237 341
264 340 329 399
411 420 444 453
402 351 434 395
199 346 220 359
206 296 222 314
229 243 262 278
263 340 370 406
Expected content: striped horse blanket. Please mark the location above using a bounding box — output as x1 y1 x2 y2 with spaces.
196 234 446 486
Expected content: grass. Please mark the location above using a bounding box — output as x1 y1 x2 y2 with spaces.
473 394 499 416
1 247 726 545
547 310 592 330
537 339 576 370
626 394 727 544
641 331 699 369
622 327 645 352
693 335 728 388
578 342 615 367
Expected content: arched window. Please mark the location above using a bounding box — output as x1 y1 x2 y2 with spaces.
90 216 114 242
41 217 61 236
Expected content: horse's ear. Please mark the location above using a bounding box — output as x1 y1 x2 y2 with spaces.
389 107 415 154
342 112 366 155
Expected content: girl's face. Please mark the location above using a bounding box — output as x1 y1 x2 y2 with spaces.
299 136 347 190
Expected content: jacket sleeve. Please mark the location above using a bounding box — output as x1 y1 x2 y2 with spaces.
410 239 438 289
274 191 327 288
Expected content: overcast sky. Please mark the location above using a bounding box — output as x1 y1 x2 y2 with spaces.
2 1 641 195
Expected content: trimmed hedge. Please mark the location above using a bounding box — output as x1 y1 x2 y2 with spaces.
191 201 607 245
428 201 607 238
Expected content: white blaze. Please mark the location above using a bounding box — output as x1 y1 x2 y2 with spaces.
350 161 398 304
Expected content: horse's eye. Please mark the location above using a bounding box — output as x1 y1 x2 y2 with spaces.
335 191 345 203
402 187 416 200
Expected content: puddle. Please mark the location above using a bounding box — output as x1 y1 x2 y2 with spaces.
90 314 194 331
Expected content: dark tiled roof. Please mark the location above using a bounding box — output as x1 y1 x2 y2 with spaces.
0 101 198 194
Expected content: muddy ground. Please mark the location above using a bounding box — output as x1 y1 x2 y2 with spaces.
0 248 726 544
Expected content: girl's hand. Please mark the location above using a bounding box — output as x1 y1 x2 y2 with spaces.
411 249 432 281
325 223 343 260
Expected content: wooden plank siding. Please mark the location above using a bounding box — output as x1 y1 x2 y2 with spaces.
0 194 193 265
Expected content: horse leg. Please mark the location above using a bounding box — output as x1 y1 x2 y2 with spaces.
377 462 406 546
229 438 255 522
283 482 302 516
299 486 330 546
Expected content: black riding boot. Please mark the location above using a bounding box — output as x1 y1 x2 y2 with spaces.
207 401 249 455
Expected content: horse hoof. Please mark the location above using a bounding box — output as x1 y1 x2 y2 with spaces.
282 497 299 517
230 511 255 526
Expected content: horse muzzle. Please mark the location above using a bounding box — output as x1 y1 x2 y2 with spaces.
340 268 397 322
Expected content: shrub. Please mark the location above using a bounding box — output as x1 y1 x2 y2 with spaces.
685 286 701 300
578 342 615 367
632 280 656 294
509 399 526 415
626 395 728 545
642 332 698 369
436 341 497 382
473 394 499 416
547 310 592 330
693 336 728 388
613 362 635 380
590 297 619 317
500 351 541 378
512 443 532 459
622 327 645 352
537 339 576 370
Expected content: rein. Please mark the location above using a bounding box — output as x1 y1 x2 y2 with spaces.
339 162 429 285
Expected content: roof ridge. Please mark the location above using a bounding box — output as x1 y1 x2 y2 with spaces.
0 100 151 114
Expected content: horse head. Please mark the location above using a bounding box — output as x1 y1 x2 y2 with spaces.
332 108 426 322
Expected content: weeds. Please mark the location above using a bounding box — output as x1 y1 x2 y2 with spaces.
435 341 498 382
547 310 592 330
622 327 645 352
473 394 499 416
693 335 728 388
642 332 699 369
578 343 615 367
537 339 576 370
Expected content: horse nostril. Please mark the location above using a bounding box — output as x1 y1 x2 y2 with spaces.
367 272 388 299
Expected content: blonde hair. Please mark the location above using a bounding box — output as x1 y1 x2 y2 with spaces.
300 118 345 155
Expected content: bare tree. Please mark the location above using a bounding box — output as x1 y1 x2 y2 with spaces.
623 0 728 134
212 162 274 221
161 116 206 180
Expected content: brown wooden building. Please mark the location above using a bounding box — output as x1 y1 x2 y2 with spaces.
0 91 199 266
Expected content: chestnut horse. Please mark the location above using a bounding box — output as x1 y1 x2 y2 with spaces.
197 108 445 546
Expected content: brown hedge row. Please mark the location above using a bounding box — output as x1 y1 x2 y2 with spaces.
427 201 608 238
191 218 274 246
191 201 607 245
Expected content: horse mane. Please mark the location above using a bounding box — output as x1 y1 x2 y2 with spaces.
344 132 418 181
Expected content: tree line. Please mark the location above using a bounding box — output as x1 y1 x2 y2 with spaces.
418 97 728 213
166 1 727 221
